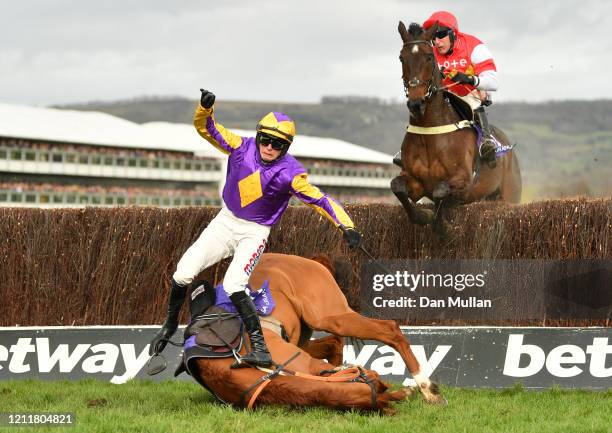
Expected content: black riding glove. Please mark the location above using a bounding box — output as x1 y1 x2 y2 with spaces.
343 228 362 249
149 320 178 356
200 89 216 109
450 71 477 86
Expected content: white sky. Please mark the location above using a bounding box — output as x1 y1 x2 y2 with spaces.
2 0 609 105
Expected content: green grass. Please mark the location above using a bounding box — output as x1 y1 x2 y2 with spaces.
1 380 611 433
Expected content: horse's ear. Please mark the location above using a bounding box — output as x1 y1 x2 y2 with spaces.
398 21 409 42
423 21 439 41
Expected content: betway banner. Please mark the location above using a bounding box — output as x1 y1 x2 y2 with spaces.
0 326 610 389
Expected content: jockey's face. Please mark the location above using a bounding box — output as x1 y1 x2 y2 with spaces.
258 140 283 162
434 30 452 55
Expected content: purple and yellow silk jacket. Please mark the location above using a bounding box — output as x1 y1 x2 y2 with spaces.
194 105 355 228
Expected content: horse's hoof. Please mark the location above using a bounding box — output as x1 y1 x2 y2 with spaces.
432 182 450 199
387 387 413 402
403 387 415 399
426 395 448 405
381 407 398 416
390 176 408 194
414 208 435 225
433 219 453 240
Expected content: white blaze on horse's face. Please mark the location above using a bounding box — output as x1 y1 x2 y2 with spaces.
411 45 419 54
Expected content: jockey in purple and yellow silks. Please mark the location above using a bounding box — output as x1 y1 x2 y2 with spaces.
150 89 362 369
194 106 355 228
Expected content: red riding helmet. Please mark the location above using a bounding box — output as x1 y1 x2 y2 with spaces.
423 11 459 34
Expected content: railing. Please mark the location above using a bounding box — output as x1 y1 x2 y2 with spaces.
0 189 222 208
0 146 398 188
0 147 223 183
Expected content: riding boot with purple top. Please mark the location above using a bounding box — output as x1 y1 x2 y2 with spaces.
474 106 497 168
229 291 273 368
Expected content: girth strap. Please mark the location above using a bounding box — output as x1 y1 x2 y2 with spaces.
406 120 472 135
241 351 302 409
260 316 286 340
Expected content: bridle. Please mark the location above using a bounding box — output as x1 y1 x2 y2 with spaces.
401 39 442 102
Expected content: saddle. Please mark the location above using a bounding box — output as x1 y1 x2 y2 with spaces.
183 306 243 358
444 90 474 122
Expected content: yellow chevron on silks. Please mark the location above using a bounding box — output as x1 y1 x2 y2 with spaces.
238 170 263 208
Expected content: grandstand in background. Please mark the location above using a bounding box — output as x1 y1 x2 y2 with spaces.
0 103 397 208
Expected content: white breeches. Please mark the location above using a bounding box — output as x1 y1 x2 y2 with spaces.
173 207 271 294
459 90 489 111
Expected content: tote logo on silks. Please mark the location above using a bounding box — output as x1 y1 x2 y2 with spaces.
243 238 267 276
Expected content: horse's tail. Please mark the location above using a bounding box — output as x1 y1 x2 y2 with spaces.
309 254 354 294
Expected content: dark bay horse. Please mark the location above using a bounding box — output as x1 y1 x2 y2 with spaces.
187 253 445 411
391 21 522 237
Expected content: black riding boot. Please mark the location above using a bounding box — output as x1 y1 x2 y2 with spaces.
474 106 497 168
229 291 272 368
149 279 187 355
183 280 215 340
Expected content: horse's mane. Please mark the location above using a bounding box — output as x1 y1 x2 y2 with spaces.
310 254 335 275
309 254 354 295
408 22 423 37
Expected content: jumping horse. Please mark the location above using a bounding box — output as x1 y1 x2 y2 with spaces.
177 253 445 412
391 21 522 237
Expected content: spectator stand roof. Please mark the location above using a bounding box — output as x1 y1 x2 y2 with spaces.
0 103 393 164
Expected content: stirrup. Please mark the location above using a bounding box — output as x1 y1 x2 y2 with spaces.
230 355 273 369
479 140 497 168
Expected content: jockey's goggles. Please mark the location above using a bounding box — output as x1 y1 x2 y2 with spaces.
258 134 287 151
434 28 451 39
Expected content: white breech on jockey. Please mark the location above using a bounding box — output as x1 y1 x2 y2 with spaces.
458 89 488 111
173 207 271 294
175 206 274 367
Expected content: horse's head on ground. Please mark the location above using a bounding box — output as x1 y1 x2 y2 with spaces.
398 21 441 117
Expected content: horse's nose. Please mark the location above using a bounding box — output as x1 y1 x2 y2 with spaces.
408 99 422 113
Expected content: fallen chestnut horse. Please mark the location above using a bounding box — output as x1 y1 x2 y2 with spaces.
183 253 445 411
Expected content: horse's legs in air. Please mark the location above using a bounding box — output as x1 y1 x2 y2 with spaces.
432 204 452 240
301 335 344 366
390 175 434 225
306 311 445 404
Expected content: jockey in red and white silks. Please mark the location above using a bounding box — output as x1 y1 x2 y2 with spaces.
423 11 499 167
423 10 498 110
